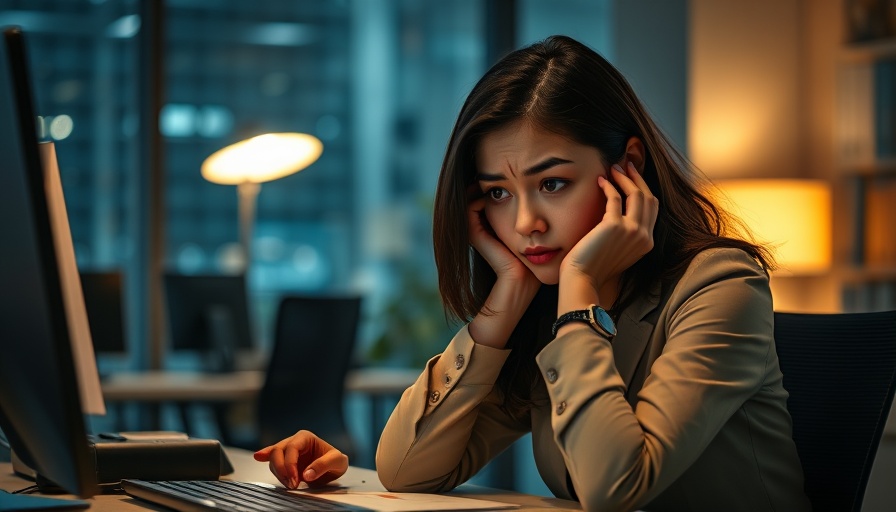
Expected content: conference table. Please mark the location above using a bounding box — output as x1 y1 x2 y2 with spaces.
0 447 583 511
100 367 420 454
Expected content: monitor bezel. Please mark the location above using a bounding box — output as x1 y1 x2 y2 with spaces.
0 25 99 498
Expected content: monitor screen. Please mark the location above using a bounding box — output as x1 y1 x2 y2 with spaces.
163 272 254 372
0 26 99 499
80 270 128 355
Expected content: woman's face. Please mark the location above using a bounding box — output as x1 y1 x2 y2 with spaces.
475 121 610 285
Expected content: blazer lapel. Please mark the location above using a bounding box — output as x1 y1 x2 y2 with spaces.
611 288 661 395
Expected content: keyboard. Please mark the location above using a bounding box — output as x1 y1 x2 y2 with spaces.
120 479 373 512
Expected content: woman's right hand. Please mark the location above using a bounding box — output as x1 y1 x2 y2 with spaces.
253 430 348 489
467 190 537 285
466 189 540 348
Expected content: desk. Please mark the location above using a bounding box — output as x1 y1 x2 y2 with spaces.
102 371 264 402
0 447 583 511
101 368 420 449
101 368 420 401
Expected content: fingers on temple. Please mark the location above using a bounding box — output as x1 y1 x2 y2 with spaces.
625 161 651 190
612 163 658 229
624 162 659 229
601 170 623 218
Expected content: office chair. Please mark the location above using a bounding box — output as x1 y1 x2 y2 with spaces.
774 310 896 512
256 295 362 461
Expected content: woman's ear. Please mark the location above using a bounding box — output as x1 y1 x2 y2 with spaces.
620 137 646 174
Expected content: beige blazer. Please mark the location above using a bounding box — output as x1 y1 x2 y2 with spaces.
376 248 812 512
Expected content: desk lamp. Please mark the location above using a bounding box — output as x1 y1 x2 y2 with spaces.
201 132 323 268
713 179 831 276
713 179 832 311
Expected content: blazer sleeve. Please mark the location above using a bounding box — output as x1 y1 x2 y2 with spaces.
535 248 775 512
375 324 531 492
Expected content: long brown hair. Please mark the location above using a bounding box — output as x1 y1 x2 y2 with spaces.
432 35 772 408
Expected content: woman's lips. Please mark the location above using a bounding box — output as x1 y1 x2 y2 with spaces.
523 248 560 265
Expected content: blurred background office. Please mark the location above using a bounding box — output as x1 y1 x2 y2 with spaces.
2 0 895 507
0 0 685 380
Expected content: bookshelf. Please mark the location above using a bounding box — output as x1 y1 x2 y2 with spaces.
837 38 896 312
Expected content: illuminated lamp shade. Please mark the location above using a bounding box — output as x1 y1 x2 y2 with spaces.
713 179 832 275
202 132 322 185
201 132 323 270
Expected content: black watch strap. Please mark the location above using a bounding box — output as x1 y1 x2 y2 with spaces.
552 310 591 336
552 304 617 339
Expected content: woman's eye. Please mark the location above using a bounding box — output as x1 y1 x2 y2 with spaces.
487 188 510 201
542 179 568 193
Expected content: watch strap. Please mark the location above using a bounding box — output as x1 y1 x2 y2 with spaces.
551 309 591 336
552 304 617 339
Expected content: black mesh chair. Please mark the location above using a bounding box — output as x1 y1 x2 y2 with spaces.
774 310 896 512
256 295 362 460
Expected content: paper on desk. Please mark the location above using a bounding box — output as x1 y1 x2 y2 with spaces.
290 489 520 511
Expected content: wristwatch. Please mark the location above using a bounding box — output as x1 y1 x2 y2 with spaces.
552 304 617 339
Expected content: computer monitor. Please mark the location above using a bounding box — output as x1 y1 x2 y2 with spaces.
0 25 100 502
163 272 254 372
80 270 128 355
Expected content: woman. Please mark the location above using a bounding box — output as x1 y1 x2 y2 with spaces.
257 35 811 512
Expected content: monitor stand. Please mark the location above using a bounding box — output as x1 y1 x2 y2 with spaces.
0 491 89 511
6 451 87 510
203 305 237 373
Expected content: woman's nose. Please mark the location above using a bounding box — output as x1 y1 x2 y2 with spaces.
515 197 547 235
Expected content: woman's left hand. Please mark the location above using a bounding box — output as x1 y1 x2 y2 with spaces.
560 161 659 298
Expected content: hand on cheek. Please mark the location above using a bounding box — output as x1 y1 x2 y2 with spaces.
562 162 658 293
466 188 536 285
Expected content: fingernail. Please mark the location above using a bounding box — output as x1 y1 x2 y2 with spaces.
289 477 298 489
303 468 317 481
598 176 606 184
612 164 624 173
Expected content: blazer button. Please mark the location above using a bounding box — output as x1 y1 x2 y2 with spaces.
429 390 441 403
546 368 558 383
455 354 465 370
556 401 567 415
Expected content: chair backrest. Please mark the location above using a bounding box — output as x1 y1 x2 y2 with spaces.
774 310 896 512
257 295 362 459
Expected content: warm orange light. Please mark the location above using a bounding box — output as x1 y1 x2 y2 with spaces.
201 132 323 185
713 179 831 275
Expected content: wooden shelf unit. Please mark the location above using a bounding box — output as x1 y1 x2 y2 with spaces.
837 39 896 312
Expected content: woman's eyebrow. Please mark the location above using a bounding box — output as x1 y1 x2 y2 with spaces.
475 156 573 181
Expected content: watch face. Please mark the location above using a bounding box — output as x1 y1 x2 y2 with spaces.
590 305 617 337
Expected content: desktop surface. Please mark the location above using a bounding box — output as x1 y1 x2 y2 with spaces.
0 447 583 511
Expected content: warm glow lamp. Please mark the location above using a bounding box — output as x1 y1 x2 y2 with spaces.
713 179 832 275
201 132 323 268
